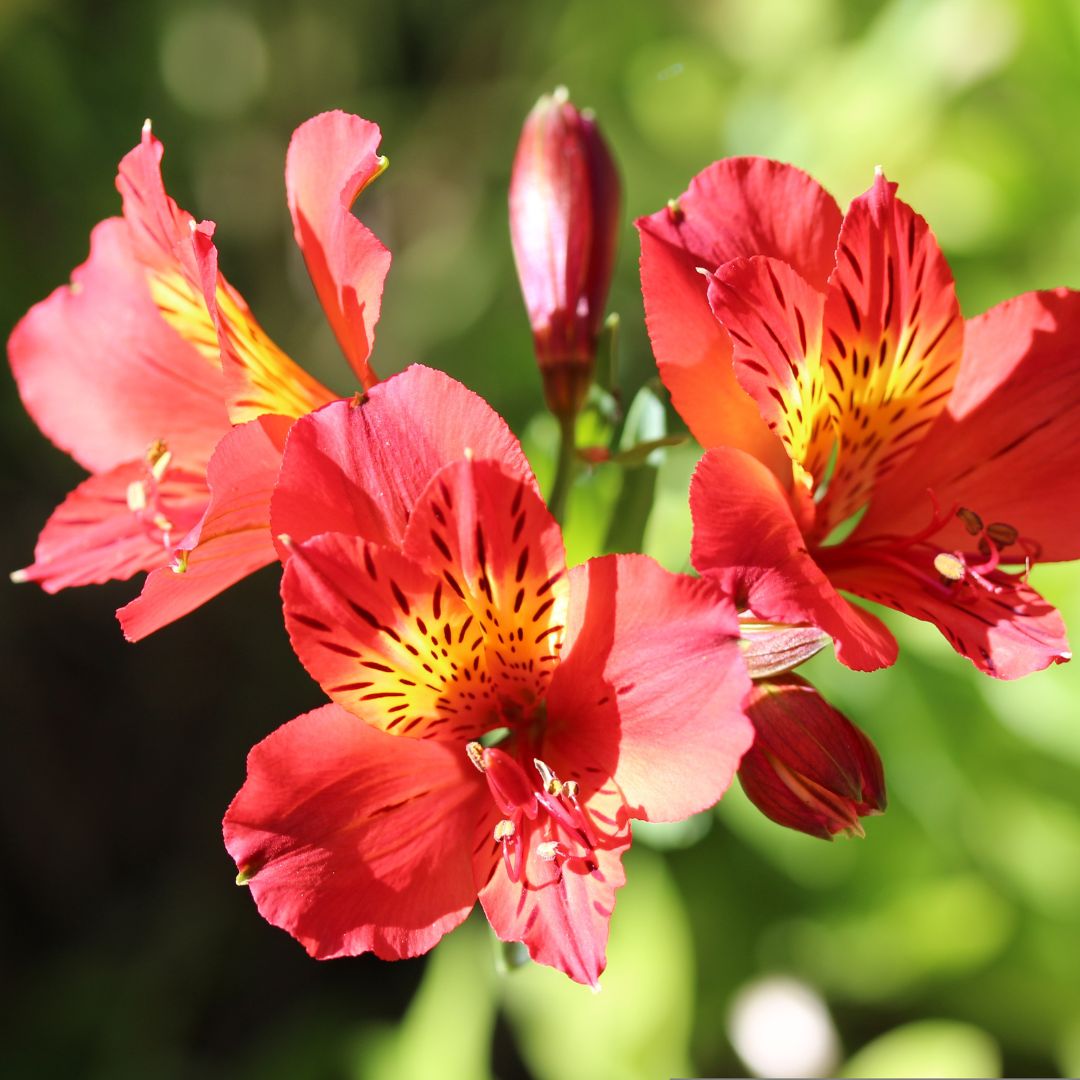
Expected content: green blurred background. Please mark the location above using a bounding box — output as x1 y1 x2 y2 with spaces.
4 0 1080 1076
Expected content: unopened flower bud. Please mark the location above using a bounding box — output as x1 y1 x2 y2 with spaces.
509 87 620 419
738 675 886 840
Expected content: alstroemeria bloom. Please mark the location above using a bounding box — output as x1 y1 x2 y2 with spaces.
10 110 391 640
638 160 1076 679
225 369 753 987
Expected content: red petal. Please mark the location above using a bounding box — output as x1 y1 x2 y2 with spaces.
690 448 897 671
825 549 1070 680
638 226 787 473
117 415 291 641
224 703 483 961
271 365 536 551
636 158 842 472
15 462 208 591
637 157 843 290
475 784 630 989
283 459 566 741
818 172 963 529
9 218 228 475
855 289 1080 563
707 256 833 490
544 555 754 821
285 111 391 390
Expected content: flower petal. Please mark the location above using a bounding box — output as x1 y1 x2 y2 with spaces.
707 256 833 492
190 222 336 423
118 122 334 425
8 217 228 475
818 171 963 529
402 457 569 695
690 447 897 671
636 158 842 471
285 110 391 390
117 414 291 641
271 365 536 551
282 459 566 741
474 784 630 989
544 554 754 821
825 549 1070 680
854 289 1080 563
224 703 482 961
14 462 207 591
637 224 787 473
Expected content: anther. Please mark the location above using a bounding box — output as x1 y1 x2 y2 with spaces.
986 522 1019 549
562 780 579 800
933 552 966 581
537 841 562 862
534 758 559 791
956 507 983 536
466 741 485 772
126 481 148 513
493 818 516 842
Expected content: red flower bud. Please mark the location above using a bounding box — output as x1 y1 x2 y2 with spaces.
737 675 886 839
509 87 620 419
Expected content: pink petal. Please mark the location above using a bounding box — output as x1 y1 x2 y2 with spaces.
271 365 535 551
15 462 208 592
189 221 337 425
117 414 291 641
855 289 1080 563
690 447 897 671
475 783 630 989
9 217 228 475
224 703 483 961
544 554 754 821
285 111 392 389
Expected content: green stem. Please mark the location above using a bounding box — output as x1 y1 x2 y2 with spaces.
548 413 577 527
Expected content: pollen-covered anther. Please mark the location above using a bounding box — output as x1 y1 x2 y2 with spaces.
466 741 485 772
493 818 516 842
536 840 564 862
146 439 172 482
534 758 561 794
126 480 148 513
933 552 966 581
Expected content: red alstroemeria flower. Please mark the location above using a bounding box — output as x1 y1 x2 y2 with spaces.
10 110 391 640
638 160 1076 679
224 372 753 987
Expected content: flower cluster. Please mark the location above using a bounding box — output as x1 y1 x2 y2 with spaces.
11 94 1078 984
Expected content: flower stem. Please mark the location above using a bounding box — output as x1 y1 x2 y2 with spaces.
548 413 577 526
